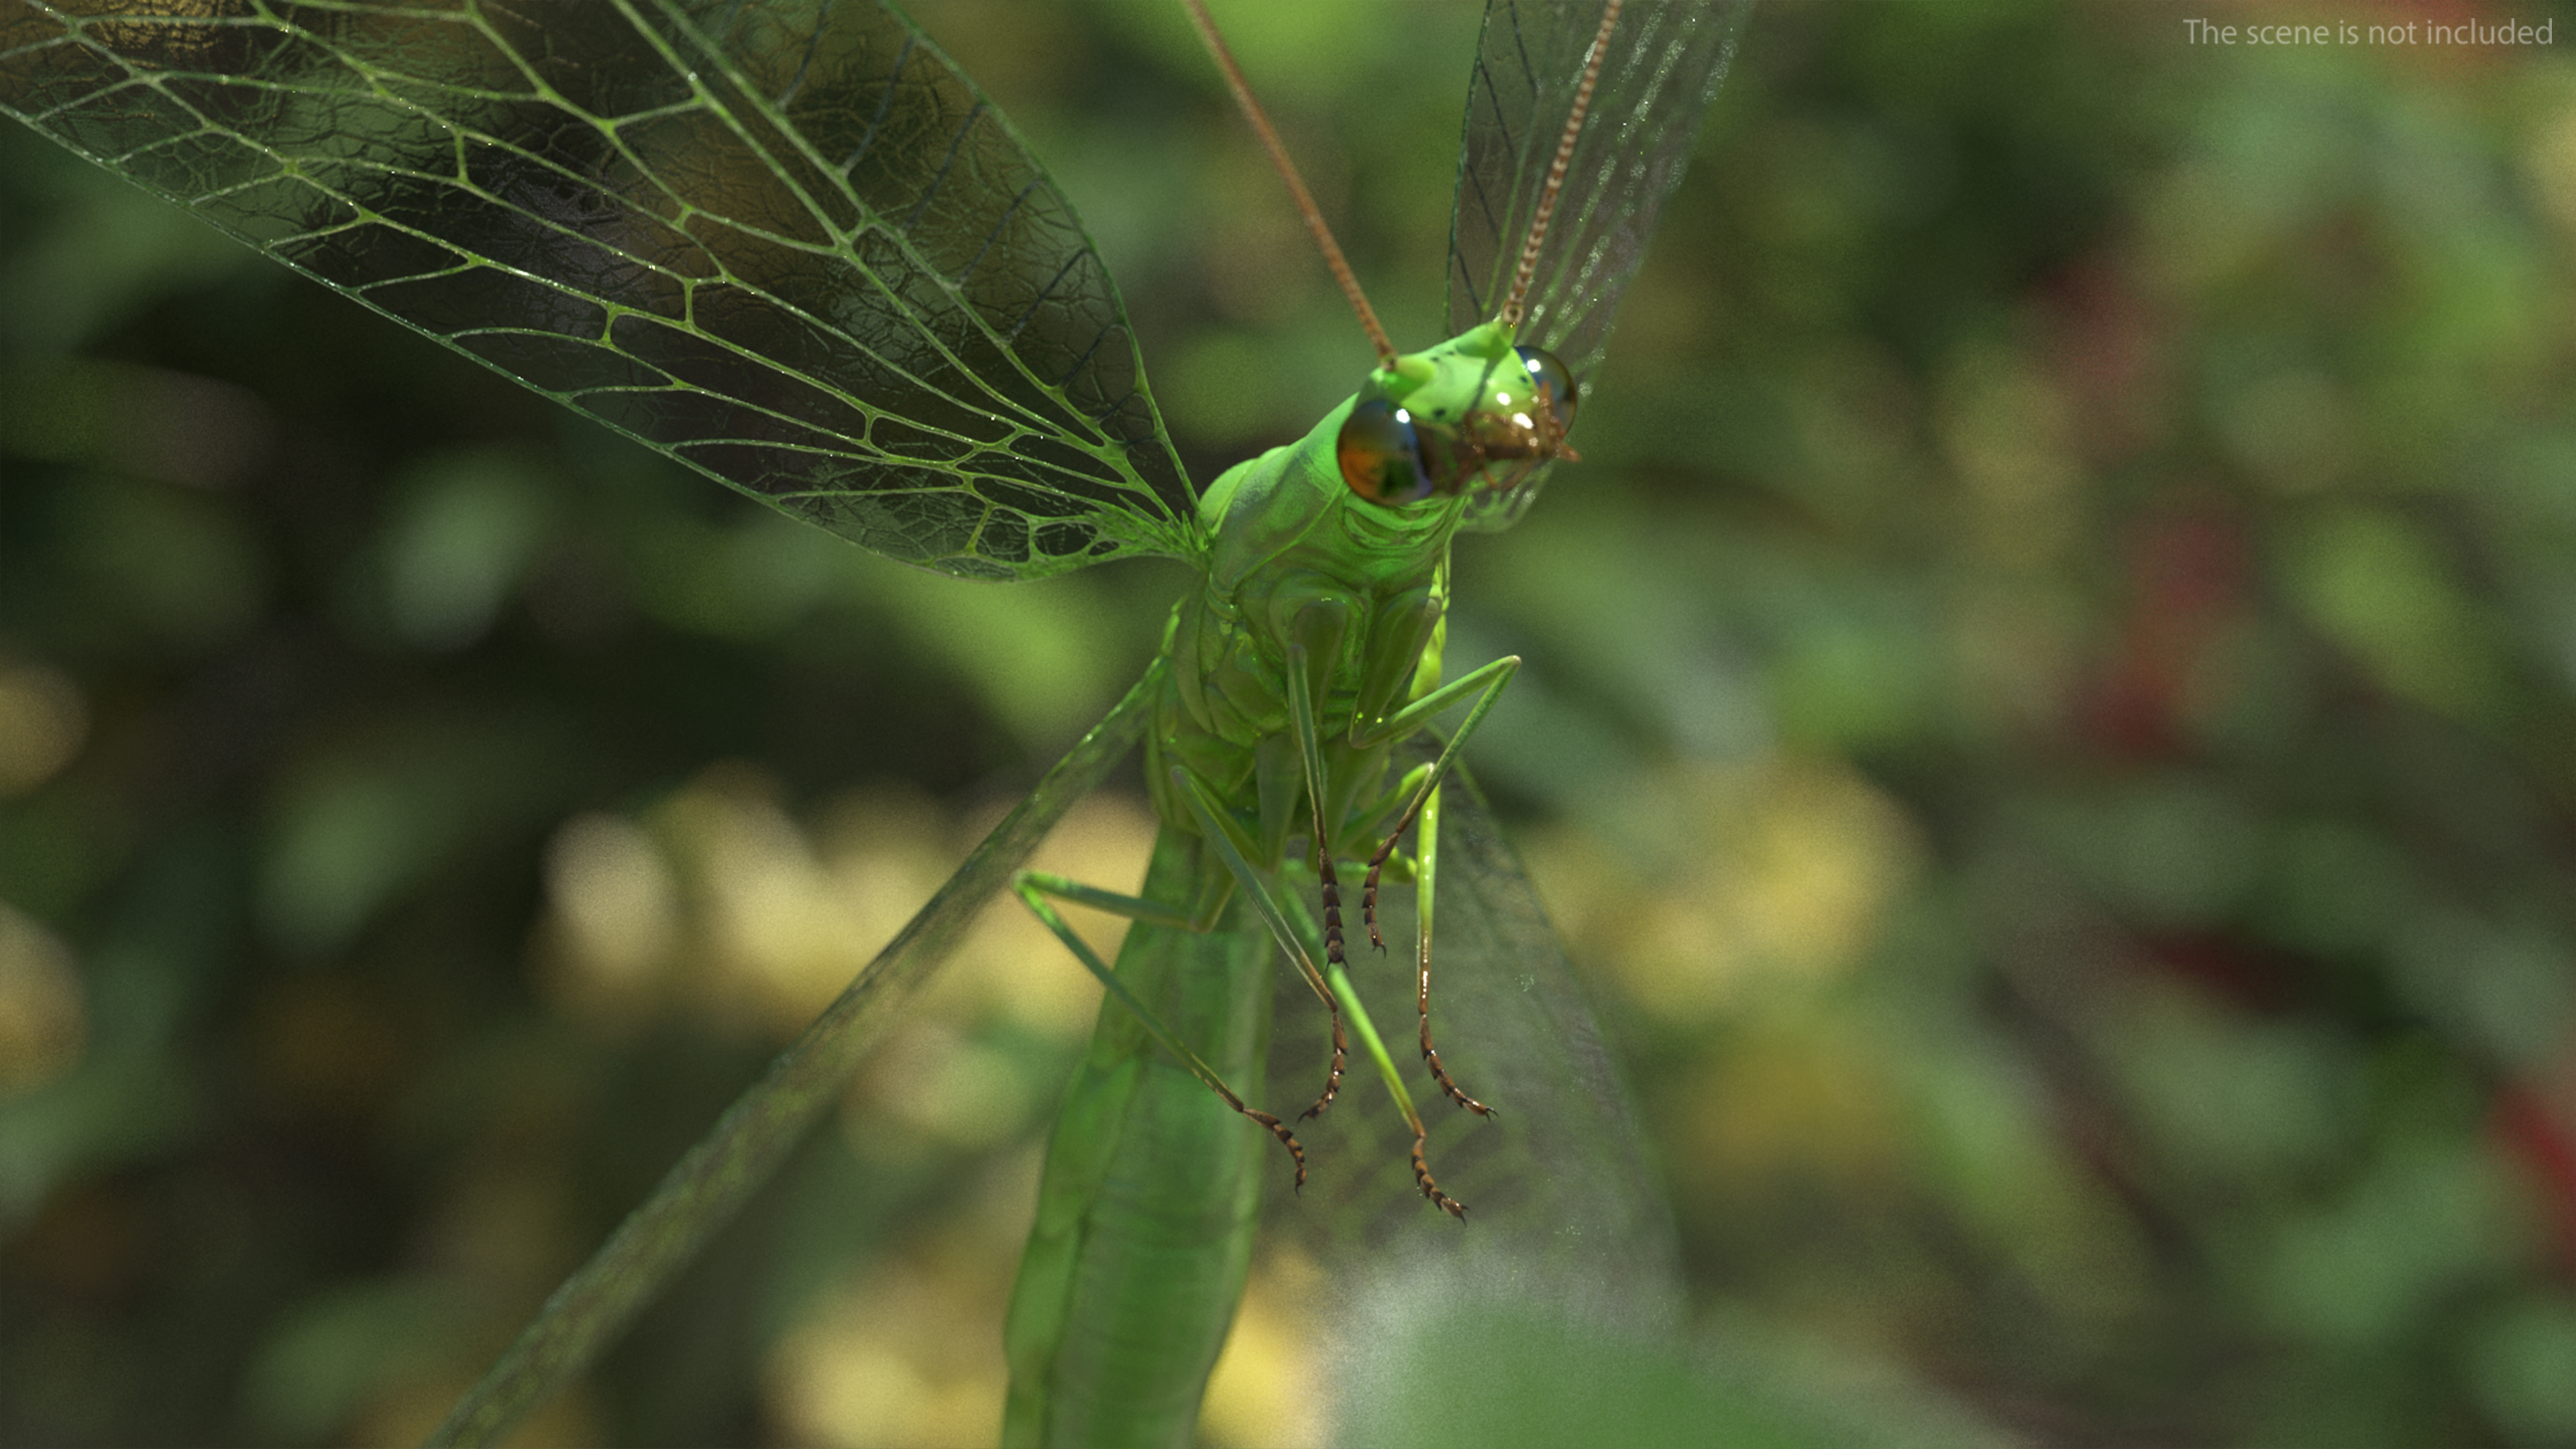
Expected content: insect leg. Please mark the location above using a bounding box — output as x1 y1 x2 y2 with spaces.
1353 653 1522 952
1305 851 1352 1120
1281 649 1466 1217
1013 873 1303 1185
1011 873 1199 932
1409 783 1492 1117
1352 761 1432 953
1282 625 1358 1122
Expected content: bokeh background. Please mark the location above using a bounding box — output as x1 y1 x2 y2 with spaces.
7 0 2576 1444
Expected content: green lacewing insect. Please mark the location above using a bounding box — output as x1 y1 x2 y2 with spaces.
0 1 1750 1441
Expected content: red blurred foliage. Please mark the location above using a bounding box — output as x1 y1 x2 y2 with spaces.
2494 1079 2576 1274
2080 508 2253 760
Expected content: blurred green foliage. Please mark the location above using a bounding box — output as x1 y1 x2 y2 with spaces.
5 1 2576 1444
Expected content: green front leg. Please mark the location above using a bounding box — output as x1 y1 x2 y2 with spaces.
1002 827 1274 1449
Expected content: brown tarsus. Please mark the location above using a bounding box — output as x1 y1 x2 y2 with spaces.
1360 792 1498 1121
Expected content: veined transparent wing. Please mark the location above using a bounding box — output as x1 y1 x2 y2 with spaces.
0 0 1196 580
1265 754 1685 1438
1449 0 1753 531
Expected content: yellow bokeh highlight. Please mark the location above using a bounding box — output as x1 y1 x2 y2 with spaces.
922 787 1155 1038
531 810 682 1032
1529 757 1921 1026
527 764 1155 1148
859 1021 1039 1150
1199 1249 1328 1449
2526 95 2576 238
0 901 84 1094
0 660 87 797
764 1234 1017 1449
1670 1026 1907 1205
665 769 949 1038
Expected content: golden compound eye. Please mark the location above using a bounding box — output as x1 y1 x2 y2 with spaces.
1513 345 1578 435
1336 398 1437 505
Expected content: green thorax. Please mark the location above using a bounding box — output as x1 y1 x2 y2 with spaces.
1150 321 1545 859
1189 319 1538 597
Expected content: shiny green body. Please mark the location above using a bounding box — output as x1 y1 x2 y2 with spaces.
1153 327 1527 877
1002 829 1271 1448
1004 325 1532 1446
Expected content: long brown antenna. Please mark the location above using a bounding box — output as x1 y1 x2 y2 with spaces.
1501 0 1624 332
1182 0 1398 369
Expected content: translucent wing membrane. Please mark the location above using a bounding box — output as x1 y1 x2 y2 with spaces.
1448 0 1752 531
0 0 1196 580
1267 757 1684 1388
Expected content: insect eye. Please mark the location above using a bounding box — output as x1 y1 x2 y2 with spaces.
1337 398 1438 505
1511 345 1578 434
